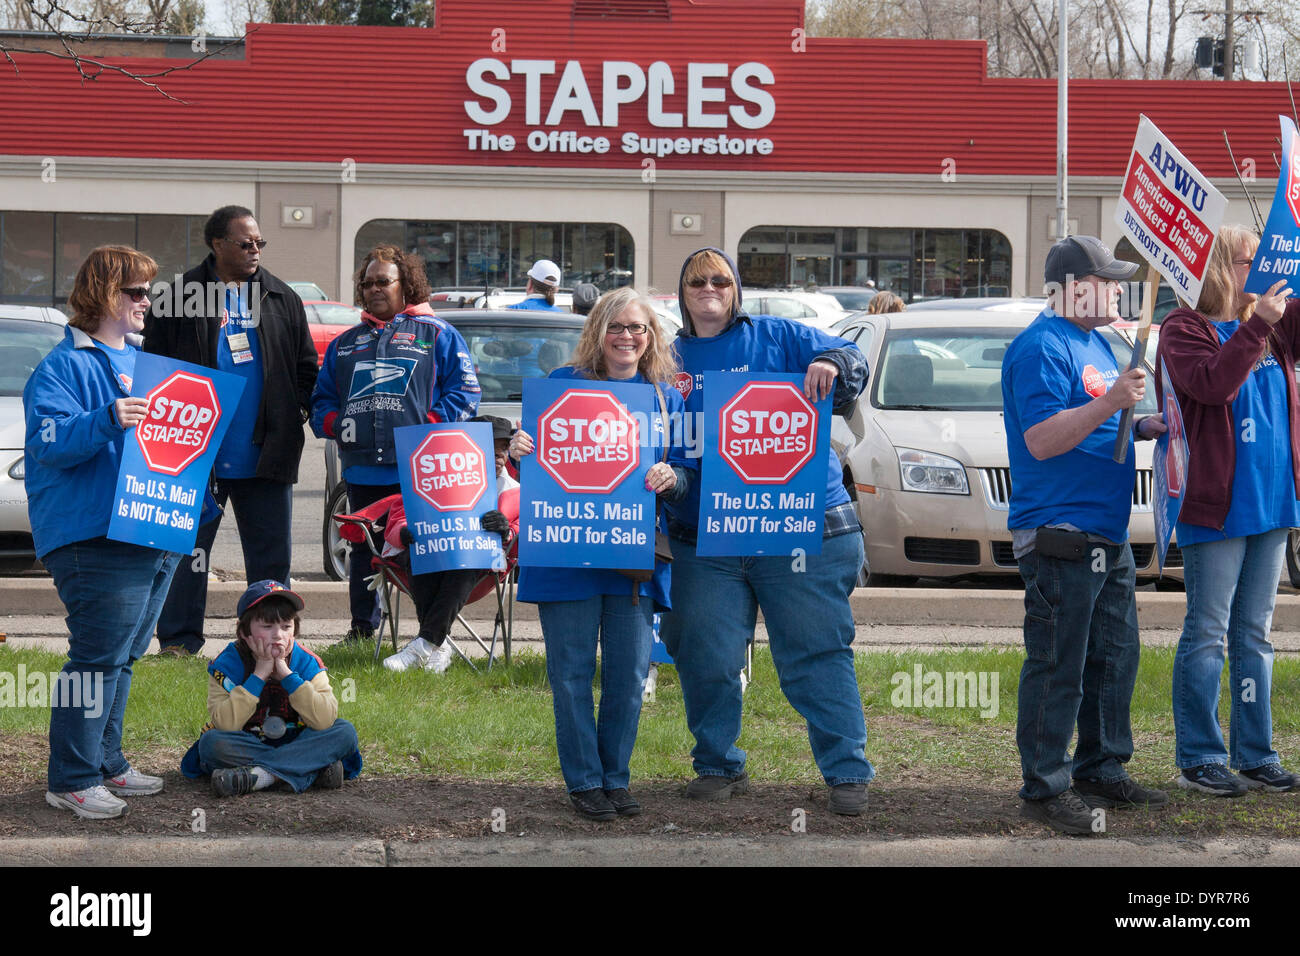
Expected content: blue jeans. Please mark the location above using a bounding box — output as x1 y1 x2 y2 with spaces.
1174 529 1286 771
345 482 401 631
1016 542 1140 800
43 538 180 792
196 719 360 793
156 477 293 653
538 594 654 793
660 533 873 787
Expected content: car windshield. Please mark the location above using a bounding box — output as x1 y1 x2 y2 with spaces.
872 326 1158 415
448 323 585 403
312 303 362 325
0 320 63 397
826 290 876 311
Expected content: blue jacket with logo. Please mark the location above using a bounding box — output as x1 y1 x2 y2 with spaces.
23 325 136 559
310 304 480 483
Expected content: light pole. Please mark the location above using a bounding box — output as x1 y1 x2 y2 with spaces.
1056 0 1068 241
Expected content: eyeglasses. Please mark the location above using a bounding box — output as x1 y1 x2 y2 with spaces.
120 286 151 302
359 277 398 290
223 238 268 251
605 322 649 336
686 275 734 289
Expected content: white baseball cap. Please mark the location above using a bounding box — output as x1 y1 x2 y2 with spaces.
527 259 561 286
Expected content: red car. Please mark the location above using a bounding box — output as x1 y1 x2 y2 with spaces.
303 300 362 366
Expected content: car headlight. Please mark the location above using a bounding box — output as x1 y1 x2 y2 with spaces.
896 447 969 495
6 456 22 480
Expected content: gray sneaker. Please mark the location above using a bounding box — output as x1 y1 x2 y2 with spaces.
1177 764 1249 797
1020 788 1100 836
685 772 750 801
46 786 129 820
102 765 164 797
1240 764 1300 792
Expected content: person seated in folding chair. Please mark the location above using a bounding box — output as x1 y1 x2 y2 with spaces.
382 415 520 673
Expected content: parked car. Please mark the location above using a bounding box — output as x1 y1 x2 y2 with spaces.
741 289 848 329
302 299 362 366
321 309 587 580
468 287 576 312
0 305 68 572
288 281 329 301
820 286 879 312
832 305 1177 585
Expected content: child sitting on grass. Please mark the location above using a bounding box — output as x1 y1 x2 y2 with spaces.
180 581 361 796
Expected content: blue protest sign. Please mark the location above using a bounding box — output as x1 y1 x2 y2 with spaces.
107 352 244 552
394 422 503 574
1245 116 1300 295
649 612 674 664
518 377 656 569
697 371 830 556
1153 358 1189 574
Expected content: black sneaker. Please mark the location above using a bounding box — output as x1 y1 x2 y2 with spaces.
603 788 643 816
211 767 254 798
1240 764 1300 792
685 772 750 801
569 788 617 820
315 760 344 790
828 782 869 816
1074 776 1169 809
339 625 376 647
1177 764 1249 797
1020 789 1100 836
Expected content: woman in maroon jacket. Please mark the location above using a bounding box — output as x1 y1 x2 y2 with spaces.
1158 224 1298 797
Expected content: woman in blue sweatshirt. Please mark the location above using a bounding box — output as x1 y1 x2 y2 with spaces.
24 246 182 820
510 287 692 820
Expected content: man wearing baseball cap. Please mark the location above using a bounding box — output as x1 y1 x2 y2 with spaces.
179 580 361 796
507 258 565 312
1001 235 1168 835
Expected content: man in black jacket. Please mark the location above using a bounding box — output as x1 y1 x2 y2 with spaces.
143 205 318 656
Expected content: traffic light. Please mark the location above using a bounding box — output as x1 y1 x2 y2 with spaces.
1195 36 1225 76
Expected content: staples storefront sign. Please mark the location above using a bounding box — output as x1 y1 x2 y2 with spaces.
463 59 776 158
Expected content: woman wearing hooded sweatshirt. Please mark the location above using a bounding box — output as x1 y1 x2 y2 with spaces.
661 247 874 816
311 244 480 648
1158 224 1300 796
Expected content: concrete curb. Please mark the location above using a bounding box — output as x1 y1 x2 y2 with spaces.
4 578 1299 629
1 835 1294 866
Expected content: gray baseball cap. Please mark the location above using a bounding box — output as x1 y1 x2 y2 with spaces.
1044 235 1139 284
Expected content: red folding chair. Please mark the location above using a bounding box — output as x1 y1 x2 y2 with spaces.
332 495 517 670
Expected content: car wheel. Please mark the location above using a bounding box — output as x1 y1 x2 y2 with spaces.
323 481 350 581
1288 529 1300 588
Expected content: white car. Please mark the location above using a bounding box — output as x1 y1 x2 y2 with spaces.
742 289 848 329
832 304 1175 584
0 305 68 571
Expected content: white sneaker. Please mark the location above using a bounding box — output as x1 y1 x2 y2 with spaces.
739 668 750 695
46 786 129 820
643 664 658 702
384 636 434 672
102 765 164 796
423 642 453 674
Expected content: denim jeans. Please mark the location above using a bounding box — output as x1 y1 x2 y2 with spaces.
660 533 873 787
43 538 180 792
156 477 293 653
345 482 401 631
1174 529 1286 771
538 594 654 793
1016 542 1140 800
196 719 360 793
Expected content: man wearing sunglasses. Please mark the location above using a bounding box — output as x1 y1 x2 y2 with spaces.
660 246 873 816
142 205 319 658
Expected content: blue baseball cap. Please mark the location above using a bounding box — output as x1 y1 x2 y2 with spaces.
237 580 305 618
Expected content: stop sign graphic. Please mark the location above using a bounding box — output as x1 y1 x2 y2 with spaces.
1288 129 1300 226
410 430 487 511
719 382 819 484
136 371 222 476
537 389 640 492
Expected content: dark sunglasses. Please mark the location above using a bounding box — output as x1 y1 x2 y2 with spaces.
359 277 398 290
120 286 151 302
686 275 734 289
224 238 268 251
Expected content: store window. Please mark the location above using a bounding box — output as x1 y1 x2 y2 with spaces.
355 219 635 290
0 211 206 306
737 225 1012 302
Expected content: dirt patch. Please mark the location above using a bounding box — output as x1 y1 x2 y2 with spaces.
3 732 1299 841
